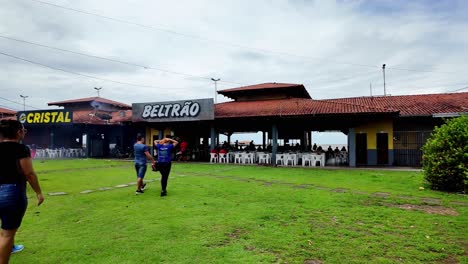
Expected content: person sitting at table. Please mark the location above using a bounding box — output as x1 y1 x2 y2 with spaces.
176 138 188 161
249 140 256 151
341 146 347 152
221 141 229 151
316 145 323 153
312 143 317 151
334 147 340 153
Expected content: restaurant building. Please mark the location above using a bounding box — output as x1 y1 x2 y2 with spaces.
8 83 468 167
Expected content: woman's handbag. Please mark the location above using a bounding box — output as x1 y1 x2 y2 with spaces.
151 161 159 171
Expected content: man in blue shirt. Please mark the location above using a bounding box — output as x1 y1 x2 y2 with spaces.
154 137 178 196
134 134 156 194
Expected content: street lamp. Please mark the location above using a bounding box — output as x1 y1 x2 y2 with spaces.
382 64 386 96
94 87 102 97
19 95 28 111
211 78 220 104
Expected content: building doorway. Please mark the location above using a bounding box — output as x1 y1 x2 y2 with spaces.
356 133 367 165
377 133 389 165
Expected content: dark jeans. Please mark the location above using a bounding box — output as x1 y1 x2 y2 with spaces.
0 184 27 230
158 162 172 192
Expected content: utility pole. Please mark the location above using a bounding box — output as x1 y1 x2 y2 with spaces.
19 95 28 111
94 87 102 97
370 83 373 97
211 78 220 103
382 64 386 96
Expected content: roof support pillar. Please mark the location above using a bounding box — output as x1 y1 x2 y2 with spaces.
49 128 55 149
85 132 90 158
303 131 308 151
271 124 278 166
210 125 216 151
348 128 356 167
262 131 266 150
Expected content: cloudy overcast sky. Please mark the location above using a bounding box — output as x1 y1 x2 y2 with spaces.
1 0 468 113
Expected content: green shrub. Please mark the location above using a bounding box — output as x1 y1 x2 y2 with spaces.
422 115 468 192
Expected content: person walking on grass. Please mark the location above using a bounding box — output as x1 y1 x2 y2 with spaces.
0 120 44 263
154 137 178 197
134 134 156 194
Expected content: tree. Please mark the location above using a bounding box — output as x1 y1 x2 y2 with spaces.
422 115 468 192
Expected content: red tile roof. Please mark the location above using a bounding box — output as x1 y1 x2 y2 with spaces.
219 82 304 93
218 83 312 100
215 98 397 118
0 107 17 115
48 97 131 109
324 92 468 116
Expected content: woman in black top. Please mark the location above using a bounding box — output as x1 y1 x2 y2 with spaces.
0 120 44 262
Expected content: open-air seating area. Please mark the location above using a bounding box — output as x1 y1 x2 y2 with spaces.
34 148 84 159
326 151 349 166
209 151 348 167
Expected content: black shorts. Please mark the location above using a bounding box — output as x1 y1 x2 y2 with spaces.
0 184 28 230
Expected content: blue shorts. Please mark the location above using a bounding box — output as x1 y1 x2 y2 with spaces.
0 184 28 230
134 163 147 179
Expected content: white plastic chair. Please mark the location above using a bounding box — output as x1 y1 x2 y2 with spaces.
258 153 270 164
276 154 285 166
209 153 218 163
286 153 297 166
35 149 46 159
242 153 254 164
338 152 348 165
302 154 313 167
218 153 228 163
312 154 325 167
234 153 243 164
47 149 58 159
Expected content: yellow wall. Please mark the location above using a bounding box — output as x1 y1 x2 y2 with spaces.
144 127 173 145
354 120 393 149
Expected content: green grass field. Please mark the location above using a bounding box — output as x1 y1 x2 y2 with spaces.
12 159 468 263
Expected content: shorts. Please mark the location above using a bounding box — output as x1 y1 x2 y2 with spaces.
134 163 147 179
0 184 28 230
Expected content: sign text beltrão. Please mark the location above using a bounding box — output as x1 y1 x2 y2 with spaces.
132 98 214 122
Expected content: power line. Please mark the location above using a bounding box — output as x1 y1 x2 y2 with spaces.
389 81 468 90
27 0 454 74
0 51 193 91
0 34 244 86
311 70 380 85
0 96 41 110
0 104 20 111
448 86 468 92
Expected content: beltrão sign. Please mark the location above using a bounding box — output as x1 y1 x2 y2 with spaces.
132 98 214 122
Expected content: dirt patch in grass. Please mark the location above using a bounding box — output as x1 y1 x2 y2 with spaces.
441 254 460 264
384 203 459 216
211 228 246 247
304 260 323 264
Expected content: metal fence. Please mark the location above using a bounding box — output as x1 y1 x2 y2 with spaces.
393 131 432 167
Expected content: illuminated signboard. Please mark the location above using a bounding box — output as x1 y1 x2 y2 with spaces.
18 110 73 125
132 98 214 122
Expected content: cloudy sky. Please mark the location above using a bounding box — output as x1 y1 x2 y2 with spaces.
1 0 468 113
